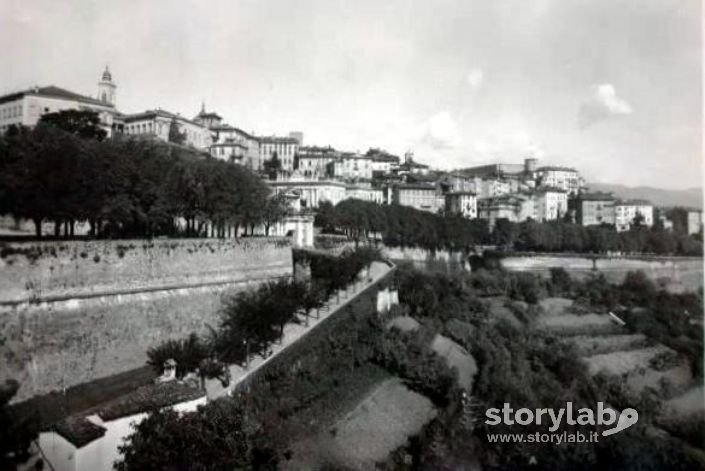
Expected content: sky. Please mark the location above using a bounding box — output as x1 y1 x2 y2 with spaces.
0 0 701 189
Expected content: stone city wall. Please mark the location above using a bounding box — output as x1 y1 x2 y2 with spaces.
0 238 293 401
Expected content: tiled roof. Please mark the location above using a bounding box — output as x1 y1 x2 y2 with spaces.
210 125 256 139
536 166 578 173
258 136 299 144
96 380 204 422
0 85 114 108
124 109 208 128
615 199 652 206
53 417 106 448
577 192 614 201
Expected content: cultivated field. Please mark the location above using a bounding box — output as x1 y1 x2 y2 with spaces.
285 377 437 470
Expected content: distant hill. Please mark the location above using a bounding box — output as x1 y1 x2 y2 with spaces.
586 183 703 209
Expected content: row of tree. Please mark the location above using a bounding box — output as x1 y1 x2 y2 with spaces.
0 113 288 238
316 198 703 255
147 248 380 377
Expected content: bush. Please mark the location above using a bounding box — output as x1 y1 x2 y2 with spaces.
146 333 208 378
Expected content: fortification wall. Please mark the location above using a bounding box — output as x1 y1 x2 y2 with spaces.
0 238 293 401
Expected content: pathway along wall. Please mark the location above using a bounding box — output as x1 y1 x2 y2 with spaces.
0 238 293 402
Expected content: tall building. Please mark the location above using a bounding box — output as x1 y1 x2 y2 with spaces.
0 67 121 136
391 183 442 213
445 192 478 219
687 209 703 235
259 136 300 172
209 125 259 168
123 109 212 149
330 153 374 181
614 200 654 232
97 66 117 106
535 188 568 221
535 166 582 195
570 192 615 226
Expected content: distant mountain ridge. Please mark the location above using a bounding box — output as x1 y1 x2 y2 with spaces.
586 183 703 209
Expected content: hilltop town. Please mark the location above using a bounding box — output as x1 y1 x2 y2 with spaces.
1 68 702 239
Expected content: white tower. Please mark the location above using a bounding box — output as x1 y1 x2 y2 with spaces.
97 66 117 106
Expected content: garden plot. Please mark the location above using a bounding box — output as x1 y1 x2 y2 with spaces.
663 385 705 418
538 297 574 317
386 315 420 333
626 362 694 398
570 334 651 356
431 334 477 390
485 296 522 328
538 313 626 336
583 345 675 376
285 378 436 470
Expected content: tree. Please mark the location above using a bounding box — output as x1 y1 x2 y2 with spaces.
263 152 281 179
115 398 280 471
39 109 107 141
167 119 186 144
1 380 39 471
262 194 289 236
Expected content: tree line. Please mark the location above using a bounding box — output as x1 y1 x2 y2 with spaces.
147 247 380 378
316 198 703 256
0 111 288 239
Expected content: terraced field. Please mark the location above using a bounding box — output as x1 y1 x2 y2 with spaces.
536 298 700 408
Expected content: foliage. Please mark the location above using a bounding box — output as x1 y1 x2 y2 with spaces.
373 329 457 407
115 398 280 471
317 199 702 256
39 109 107 141
0 380 39 471
167 119 186 144
0 127 275 238
146 333 209 379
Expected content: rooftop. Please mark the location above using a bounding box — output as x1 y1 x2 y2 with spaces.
258 135 299 144
50 380 204 448
0 85 114 108
54 417 106 448
536 166 578 173
210 125 256 139
615 199 653 206
124 109 205 127
576 192 615 201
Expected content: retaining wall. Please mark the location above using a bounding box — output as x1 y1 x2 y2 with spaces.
0 238 293 401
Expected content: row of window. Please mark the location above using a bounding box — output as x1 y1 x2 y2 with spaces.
261 144 297 156
0 104 22 120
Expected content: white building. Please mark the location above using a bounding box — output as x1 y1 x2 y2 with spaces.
331 153 374 181
297 146 339 179
259 136 300 172
0 67 120 136
123 109 212 149
368 151 401 175
38 381 206 471
346 185 384 204
687 210 703 235
535 166 582 195
535 188 568 221
268 179 347 209
479 179 511 198
614 200 654 232
209 125 260 169
392 183 442 213
445 192 478 219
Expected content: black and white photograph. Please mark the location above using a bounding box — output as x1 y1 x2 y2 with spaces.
0 1 703 470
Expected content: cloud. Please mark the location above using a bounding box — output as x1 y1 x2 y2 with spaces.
423 111 461 149
579 83 633 128
466 68 484 89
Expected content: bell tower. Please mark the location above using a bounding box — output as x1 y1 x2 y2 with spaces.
97 65 117 106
